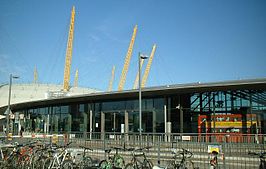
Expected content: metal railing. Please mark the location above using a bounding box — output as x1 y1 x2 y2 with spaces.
1 132 265 169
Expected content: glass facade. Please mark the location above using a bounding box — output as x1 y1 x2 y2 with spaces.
10 89 266 134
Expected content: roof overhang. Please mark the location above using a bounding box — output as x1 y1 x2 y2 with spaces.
1 78 266 113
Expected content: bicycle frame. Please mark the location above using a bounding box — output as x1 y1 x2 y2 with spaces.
127 147 153 169
166 148 195 169
48 148 70 168
99 147 125 169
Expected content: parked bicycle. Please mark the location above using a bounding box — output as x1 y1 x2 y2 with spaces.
0 141 38 169
76 145 95 169
165 148 197 169
99 146 125 169
42 142 73 169
248 151 266 169
30 142 59 169
125 146 153 169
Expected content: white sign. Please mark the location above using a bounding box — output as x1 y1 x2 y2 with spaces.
10 114 15 119
121 124 125 133
208 145 221 154
19 114 24 119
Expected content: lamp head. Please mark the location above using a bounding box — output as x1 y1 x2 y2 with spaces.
140 56 148 59
139 53 148 59
12 75 19 79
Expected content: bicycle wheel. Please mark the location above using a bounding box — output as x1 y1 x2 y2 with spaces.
20 154 31 169
79 156 93 169
42 157 53 169
99 160 111 169
184 160 194 169
113 155 125 168
124 163 135 169
0 161 9 169
178 160 194 169
10 155 20 168
30 150 44 169
142 160 153 169
32 156 44 169
165 162 175 169
62 160 74 169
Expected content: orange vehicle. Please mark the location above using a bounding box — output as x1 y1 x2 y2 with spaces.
198 114 261 143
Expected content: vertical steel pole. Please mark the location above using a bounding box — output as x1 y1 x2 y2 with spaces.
180 106 183 134
250 92 253 134
213 93 216 142
139 52 142 136
6 74 12 135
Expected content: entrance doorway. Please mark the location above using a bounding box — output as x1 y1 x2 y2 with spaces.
104 112 125 133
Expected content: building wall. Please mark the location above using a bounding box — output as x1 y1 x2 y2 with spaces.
6 90 266 135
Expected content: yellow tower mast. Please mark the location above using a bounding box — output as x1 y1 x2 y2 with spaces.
74 69 78 87
118 25 137 91
33 65 38 84
141 44 156 88
133 59 144 89
108 66 115 91
63 6 75 91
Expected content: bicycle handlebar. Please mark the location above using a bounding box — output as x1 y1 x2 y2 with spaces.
171 148 193 158
124 146 152 154
135 146 152 151
248 151 266 157
111 146 125 150
80 145 93 151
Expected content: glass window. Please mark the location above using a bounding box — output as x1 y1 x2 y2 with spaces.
125 100 138 111
143 99 153 111
128 111 139 132
154 98 164 132
102 101 125 111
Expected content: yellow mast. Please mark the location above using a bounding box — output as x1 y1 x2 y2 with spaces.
141 44 156 88
133 59 144 89
74 69 78 87
118 25 137 91
33 65 38 84
63 6 75 91
108 66 115 91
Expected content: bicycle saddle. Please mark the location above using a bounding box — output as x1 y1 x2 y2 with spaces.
105 149 112 153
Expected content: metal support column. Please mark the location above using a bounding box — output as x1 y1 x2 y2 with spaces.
101 112 105 140
90 110 93 140
180 105 183 134
124 111 129 142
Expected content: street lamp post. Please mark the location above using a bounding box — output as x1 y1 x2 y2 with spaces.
6 74 19 135
176 104 184 134
139 52 148 135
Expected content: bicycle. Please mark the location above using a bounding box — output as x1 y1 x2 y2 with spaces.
30 142 54 169
76 145 94 169
124 146 153 169
0 142 19 168
99 146 125 169
165 148 196 169
248 151 266 169
42 142 74 169
0 141 36 169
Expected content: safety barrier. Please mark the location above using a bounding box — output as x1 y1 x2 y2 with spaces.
0 132 265 169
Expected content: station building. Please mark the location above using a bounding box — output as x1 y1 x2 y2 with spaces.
0 78 266 135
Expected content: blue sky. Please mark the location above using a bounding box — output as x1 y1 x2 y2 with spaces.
0 0 266 91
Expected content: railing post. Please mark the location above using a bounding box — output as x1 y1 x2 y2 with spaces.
104 132 106 160
157 134 161 166
222 137 226 169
